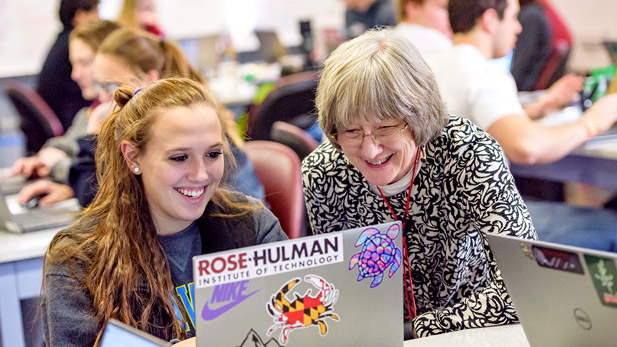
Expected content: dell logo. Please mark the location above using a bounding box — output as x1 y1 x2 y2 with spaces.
573 308 592 330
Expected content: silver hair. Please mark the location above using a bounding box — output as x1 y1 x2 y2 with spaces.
317 28 448 150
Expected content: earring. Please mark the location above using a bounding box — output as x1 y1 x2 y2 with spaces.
133 167 140 173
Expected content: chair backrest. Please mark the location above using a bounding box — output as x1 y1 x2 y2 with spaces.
244 141 304 239
270 121 319 160
247 71 319 141
535 0 572 90
5 79 64 154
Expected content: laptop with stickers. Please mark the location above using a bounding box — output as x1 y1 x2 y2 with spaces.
192 221 404 347
486 233 617 347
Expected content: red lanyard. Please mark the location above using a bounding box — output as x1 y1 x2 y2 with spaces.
376 147 421 321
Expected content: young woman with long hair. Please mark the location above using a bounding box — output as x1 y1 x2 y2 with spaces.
14 20 121 206
41 77 287 346
69 27 265 206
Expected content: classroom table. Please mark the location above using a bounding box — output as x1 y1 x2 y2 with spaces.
404 324 530 347
509 133 617 191
0 227 60 347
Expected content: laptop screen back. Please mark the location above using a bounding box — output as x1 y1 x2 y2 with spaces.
193 222 404 346
486 233 617 347
100 319 168 347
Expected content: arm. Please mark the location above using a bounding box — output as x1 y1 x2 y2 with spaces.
43 269 99 347
413 129 536 336
43 107 89 157
488 93 617 164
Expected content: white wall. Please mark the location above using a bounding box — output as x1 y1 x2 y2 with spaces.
0 0 60 77
0 0 344 78
551 0 617 73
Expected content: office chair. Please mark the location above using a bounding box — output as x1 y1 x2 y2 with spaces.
5 79 64 155
244 141 304 239
246 71 319 141
270 121 319 160
535 0 572 90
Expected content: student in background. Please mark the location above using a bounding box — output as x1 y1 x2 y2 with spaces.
344 0 397 39
510 0 552 91
37 0 99 130
14 20 121 207
394 0 452 57
117 0 164 37
426 0 617 252
70 28 265 206
303 29 537 337
41 78 287 346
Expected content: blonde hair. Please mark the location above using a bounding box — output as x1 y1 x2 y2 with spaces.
70 19 121 52
44 78 256 343
98 27 204 84
317 29 448 150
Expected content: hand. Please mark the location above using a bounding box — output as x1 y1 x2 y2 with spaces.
581 93 617 136
17 181 74 207
87 101 115 134
526 74 583 119
12 147 68 179
12 156 45 179
171 337 196 346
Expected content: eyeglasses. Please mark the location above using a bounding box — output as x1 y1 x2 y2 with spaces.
335 123 409 147
93 80 120 95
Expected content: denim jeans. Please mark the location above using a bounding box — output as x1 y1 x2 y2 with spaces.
525 199 617 253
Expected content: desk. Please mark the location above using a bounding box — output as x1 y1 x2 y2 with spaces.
509 134 617 191
0 228 59 347
507 105 617 190
404 324 529 347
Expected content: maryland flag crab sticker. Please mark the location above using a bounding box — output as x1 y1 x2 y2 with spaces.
265 275 340 345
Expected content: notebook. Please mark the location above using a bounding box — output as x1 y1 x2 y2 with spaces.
193 221 404 346
486 233 617 347
100 319 169 347
0 191 80 233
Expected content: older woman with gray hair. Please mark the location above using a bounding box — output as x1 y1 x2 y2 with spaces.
302 29 537 338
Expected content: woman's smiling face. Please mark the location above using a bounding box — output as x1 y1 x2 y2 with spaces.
338 117 418 186
129 104 224 235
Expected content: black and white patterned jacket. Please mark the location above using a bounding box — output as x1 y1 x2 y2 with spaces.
302 115 537 337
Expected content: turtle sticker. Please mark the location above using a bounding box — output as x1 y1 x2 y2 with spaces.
349 224 402 288
584 255 617 308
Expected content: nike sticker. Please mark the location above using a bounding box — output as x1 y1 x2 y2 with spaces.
202 287 259 320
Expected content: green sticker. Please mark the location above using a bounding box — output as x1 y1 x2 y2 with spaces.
584 255 617 308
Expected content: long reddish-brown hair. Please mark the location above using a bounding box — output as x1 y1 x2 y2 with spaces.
43 78 257 343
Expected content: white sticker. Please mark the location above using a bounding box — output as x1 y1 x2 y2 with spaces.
194 233 343 288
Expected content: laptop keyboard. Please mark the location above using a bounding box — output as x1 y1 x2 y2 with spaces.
14 209 77 232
